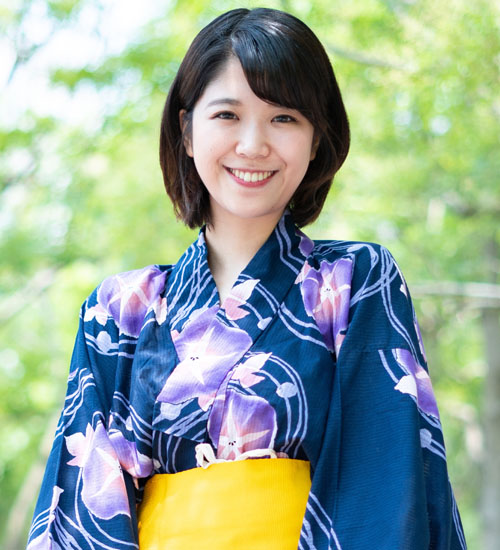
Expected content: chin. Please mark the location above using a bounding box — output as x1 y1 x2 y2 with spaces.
233 207 283 221
210 197 287 226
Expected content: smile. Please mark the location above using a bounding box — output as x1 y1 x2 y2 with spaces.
226 167 276 183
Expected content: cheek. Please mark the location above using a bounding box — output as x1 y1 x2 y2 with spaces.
192 131 224 161
193 146 221 176
280 130 315 159
289 141 315 173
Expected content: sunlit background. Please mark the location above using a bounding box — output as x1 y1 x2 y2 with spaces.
1 0 499 548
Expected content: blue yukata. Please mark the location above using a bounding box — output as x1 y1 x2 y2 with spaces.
28 212 466 549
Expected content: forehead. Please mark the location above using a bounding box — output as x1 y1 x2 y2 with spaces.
192 53 315 122
197 58 255 104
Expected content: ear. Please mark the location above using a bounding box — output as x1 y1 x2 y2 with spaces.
179 109 193 157
310 134 320 161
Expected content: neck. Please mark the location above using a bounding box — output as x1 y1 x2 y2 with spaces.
204 211 283 302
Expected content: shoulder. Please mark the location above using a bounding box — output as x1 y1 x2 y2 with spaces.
308 238 399 278
306 238 410 312
83 264 172 338
311 238 389 261
296 235 400 289
315 241 418 345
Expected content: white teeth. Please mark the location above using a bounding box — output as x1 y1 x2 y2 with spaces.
230 168 274 182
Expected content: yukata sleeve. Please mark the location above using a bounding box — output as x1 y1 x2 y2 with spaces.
304 244 466 550
26 290 139 550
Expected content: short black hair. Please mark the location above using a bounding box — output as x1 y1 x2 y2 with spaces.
160 7 350 228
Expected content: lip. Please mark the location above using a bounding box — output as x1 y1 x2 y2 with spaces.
224 167 277 188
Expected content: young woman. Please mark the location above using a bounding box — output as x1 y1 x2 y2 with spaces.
27 8 466 550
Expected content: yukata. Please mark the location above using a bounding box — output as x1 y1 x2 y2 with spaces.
27 212 466 549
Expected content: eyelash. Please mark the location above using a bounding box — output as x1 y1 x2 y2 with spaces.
214 111 237 120
273 114 297 123
213 111 297 123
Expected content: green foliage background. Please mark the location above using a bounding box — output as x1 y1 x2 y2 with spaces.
1 0 499 548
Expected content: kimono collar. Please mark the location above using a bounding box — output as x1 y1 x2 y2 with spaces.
165 210 314 340
152 212 314 443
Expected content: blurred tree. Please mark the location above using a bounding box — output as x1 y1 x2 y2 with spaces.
1 0 498 548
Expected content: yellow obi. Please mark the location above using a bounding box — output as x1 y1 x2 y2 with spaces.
137 456 311 549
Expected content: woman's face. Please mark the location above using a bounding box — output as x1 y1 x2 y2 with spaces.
182 57 317 229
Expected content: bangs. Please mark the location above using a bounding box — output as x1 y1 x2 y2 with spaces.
230 25 323 121
160 7 349 229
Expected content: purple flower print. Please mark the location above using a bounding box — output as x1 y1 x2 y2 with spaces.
300 258 352 355
215 390 277 460
206 354 271 444
222 279 259 320
171 306 216 354
87 266 166 337
65 422 131 520
157 306 252 410
393 348 439 418
108 420 153 479
231 353 271 388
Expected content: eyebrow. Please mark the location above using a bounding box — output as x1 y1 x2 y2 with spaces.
205 98 242 108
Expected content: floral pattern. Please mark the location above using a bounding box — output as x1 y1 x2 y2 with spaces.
28 212 465 550
156 305 252 411
299 258 352 356
393 348 440 418
65 422 131 519
222 278 260 320
87 266 167 336
216 390 277 460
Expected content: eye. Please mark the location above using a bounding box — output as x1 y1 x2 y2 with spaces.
213 111 237 120
273 114 297 123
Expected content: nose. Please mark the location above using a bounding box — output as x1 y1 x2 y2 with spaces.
235 122 270 158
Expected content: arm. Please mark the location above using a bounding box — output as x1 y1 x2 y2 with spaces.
27 290 141 549
300 243 466 549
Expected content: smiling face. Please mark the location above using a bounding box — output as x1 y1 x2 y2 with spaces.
182 57 317 231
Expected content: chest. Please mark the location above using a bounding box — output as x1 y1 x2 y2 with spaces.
128 282 336 472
